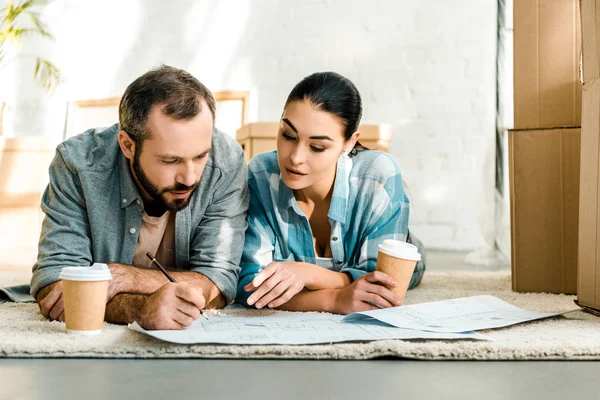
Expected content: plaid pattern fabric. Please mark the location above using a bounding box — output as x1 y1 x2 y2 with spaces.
237 150 422 305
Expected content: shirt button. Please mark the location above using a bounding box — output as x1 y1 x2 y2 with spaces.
129 228 136 234
122 198 127 203
332 237 338 241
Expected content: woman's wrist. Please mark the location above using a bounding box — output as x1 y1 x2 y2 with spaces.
299 262 350 290
325 288 342 314
298 262 319 289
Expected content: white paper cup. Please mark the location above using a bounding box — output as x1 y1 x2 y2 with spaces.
376 240 421 301
59 263 112 335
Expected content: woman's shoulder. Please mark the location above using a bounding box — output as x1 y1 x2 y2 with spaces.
350 150 402 181
248 150 280 177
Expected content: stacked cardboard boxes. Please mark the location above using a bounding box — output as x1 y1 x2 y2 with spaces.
236 122 392 162
577 0 600 313
510 0 581 293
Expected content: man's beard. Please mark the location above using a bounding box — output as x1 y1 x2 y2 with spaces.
132 148 199 212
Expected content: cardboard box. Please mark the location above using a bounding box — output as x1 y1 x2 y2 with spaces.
514 0 582 129
509 128 580 294
0 137 54 250
236 123 281 163
236 122 392 162
577 0 600 312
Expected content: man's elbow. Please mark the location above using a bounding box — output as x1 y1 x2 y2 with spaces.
205 293 227 309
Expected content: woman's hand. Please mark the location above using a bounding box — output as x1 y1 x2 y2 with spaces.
244 262 308 309
332 271 401 314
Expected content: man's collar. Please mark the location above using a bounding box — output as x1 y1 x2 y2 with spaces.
119 152 143 209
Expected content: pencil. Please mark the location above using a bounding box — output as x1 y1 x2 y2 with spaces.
146 252 177 283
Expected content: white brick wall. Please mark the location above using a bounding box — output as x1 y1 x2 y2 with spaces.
1 0 498 251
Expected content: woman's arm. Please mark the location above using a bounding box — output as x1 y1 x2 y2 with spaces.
275 271 402 314
242 261 351 308
275 288 338 313
272 261 352 290
236 173 277 305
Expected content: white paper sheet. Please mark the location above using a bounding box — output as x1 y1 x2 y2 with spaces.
343 295 576 332
129 311 487 345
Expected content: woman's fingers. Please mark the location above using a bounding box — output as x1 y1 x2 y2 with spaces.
363 271 398 289
254 279 290 309
246 271 284 306
245 264 281 293
252 264 279 287
266 281 302 309
361 292 396 309
364 282 401 307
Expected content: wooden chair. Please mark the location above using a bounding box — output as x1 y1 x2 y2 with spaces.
63 91 250 140
213 91 250 139
64 97 121 139
236 122 391 163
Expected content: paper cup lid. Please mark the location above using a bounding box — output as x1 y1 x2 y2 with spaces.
59 263 112 281
377 239 421 261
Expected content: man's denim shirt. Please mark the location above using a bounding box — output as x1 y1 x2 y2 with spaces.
30 124 249 304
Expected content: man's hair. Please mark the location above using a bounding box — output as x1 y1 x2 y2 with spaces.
119 65 216 144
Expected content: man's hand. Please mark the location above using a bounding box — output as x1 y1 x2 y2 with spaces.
36 281 65 322
332 271 401 314
136 282 205 330
244 261 307 309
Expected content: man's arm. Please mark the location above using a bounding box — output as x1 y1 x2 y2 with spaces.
105 293 145 325
109 263 226 309
105 282 206 329
185 151 249 305
33 148 94 319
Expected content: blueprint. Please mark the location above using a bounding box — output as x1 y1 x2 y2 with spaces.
129 311 487 345
343 295 576 333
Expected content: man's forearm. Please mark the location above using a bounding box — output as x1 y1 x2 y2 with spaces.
110 264 226 308
105 293 146 325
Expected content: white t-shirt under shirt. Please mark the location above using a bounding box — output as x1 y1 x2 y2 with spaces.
132 210 176 269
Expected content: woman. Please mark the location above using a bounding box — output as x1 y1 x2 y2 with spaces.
236 71 425 313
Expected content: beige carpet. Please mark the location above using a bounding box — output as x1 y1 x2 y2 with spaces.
1 270 599 360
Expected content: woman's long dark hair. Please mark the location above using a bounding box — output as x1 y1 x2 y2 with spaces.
284 72 368 157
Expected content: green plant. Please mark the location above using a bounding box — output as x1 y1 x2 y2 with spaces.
0 0 60 91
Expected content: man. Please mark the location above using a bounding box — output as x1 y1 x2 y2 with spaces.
31 65 249 330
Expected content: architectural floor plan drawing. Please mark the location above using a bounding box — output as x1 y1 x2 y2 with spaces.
129 311 487 345
343 295 576 332
129 296 574 345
